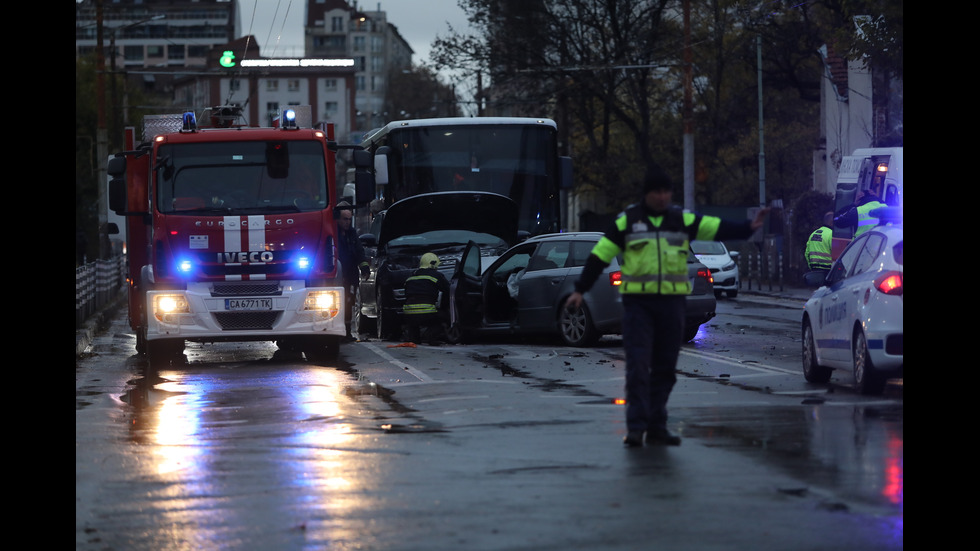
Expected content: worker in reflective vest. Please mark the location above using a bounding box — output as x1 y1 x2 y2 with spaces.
565 165 769 447
805 212 834 271
835 189 885 237
402 252 450 344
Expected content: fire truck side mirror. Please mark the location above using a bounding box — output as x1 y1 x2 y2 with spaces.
352 148 376 205
107 156 127 215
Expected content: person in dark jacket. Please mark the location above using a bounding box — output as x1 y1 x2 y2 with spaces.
336 201 369 340
402 252 451 344
565 165 769 447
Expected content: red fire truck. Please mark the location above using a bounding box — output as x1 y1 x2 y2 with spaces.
108 106 347 364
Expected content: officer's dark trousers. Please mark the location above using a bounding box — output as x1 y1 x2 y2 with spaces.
621 294 685 433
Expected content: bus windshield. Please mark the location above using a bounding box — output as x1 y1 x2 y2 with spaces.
376 124 561 235
155 140 328 214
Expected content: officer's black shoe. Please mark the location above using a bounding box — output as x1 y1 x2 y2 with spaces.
646 429 681 446
623 431 645 447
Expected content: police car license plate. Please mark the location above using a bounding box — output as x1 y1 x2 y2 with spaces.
225 298 273 311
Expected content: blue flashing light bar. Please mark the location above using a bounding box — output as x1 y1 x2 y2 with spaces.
182 112 197 132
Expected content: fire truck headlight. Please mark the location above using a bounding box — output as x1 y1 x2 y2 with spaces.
153 294 189 322
296 256 311 271
304 290 341 317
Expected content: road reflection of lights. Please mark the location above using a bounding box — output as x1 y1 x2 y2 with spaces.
153 381 203 476
883 435 903 507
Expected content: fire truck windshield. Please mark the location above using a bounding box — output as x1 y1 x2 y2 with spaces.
155 140 328 214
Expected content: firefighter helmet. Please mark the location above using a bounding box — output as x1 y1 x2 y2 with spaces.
420 252 440 269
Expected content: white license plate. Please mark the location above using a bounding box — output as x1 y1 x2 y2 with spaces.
225 298 273 311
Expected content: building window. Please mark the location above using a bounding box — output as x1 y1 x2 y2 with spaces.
266 80 279 92
288 79 300 92
353 36 365 52
324 101 338 118
229 79 241 92
124 45 143 62
167 44 185 60
323 78 337 91
356 76 365 91
331 16 344 32
371 55 384 73
187 45 208 58
147 45 164 58
354 56 365 71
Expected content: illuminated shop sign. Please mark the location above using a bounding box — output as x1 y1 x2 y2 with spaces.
219 51 355 69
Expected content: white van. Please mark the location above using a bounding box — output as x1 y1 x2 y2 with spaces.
831 147 902 258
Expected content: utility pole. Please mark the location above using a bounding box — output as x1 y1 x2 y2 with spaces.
96 0 109 260
757 35 766 208
682 0 694 211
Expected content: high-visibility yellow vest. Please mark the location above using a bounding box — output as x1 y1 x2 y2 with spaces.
855 201 885 236
591 206 721 295
805 226 832 270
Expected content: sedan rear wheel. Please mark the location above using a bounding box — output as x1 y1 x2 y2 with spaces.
559 303 599 347
853 329 886 395
802 319 832 383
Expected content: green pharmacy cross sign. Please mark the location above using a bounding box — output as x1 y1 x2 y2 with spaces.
220 51 236 68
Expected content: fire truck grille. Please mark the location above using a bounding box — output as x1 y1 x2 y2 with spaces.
213 311 281 331
211 282 282 297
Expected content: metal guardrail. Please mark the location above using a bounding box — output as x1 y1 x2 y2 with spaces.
75 256 127 328
736 242 786 292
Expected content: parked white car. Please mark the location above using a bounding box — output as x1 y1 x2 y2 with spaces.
801 220 903 394
691 240 740 298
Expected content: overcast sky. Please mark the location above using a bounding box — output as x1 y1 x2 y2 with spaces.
237 0 472 67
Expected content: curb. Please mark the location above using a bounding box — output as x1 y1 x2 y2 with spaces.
75 294 126 357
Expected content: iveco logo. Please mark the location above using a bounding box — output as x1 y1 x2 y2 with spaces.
218 251 274 263
194 218 295 227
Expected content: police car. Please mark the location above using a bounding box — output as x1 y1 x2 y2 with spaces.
801 209 902 394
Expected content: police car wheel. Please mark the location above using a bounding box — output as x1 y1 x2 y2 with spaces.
802 319 832 383
853 329 886 395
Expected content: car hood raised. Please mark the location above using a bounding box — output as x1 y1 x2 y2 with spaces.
378 191 519 248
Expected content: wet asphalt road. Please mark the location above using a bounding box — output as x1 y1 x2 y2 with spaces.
76 290 902 550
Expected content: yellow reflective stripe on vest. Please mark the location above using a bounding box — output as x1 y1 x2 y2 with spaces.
403 303 438 314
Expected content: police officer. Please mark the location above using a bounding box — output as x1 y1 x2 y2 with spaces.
336 201 370 340
835 188 885 238
565 165 769 447
402 252 451 344
805 211 834 272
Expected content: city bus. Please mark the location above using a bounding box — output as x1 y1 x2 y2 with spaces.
351 117 572 236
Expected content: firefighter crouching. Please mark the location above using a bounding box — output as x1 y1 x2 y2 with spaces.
402 252 451 344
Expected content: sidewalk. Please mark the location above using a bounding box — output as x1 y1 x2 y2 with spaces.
75 293 126 357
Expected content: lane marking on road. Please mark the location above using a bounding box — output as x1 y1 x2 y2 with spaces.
680 348 799 375
360 342 432 382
